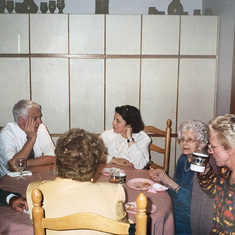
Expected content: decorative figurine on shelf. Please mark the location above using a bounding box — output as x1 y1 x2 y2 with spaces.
40 2 48 13
57 0 65 13
167 0 183 15
15 2 22 13
49 0 56 13
95 0 109 14
0 0 6 13
21 0 38 13
7 0 14 13
193 9 201 15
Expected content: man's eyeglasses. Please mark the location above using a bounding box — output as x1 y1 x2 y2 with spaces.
208 144 223 150
178 138 196 144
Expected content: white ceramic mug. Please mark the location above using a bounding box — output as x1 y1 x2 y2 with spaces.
190 153 209 173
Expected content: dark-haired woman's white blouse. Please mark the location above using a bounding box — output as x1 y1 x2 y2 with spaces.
100 129 151 169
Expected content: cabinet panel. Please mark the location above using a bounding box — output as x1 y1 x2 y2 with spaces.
31 58 69 133
70 59 104 134
106 15 141 55
0 58 30 125
178 59 217 126
105 59 140 129
70 15 104 54
30 15 68 54
180 16 218 55
142 16 180 55
0 15 29 53
140 59 178 130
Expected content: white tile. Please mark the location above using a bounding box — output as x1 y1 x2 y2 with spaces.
0 58 30 125
70 59 104 134
0 15 29 53
180 16 218 55
31 58 69 133
178 59 217 125
142 16 180 55
30 14 68 53
70 15 104 54
140 59 178 131
105 59 140 129
106 15 141 55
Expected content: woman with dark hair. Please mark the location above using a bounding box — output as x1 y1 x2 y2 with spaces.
100 105 151 169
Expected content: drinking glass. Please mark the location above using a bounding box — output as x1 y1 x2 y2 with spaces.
109 168 119 183
15 158 27 180
57 0 64 13
0 0 6 13
49 0 56 13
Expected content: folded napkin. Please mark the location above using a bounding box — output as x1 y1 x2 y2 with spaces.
7 171 32 177
147 183 168 193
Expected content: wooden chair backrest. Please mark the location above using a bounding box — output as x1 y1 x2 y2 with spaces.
144 119 172 174
32 188 147 235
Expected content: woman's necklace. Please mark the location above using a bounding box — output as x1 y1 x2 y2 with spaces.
184 159 190 173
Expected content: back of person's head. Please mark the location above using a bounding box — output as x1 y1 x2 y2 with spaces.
13 99 41 123
178 120 209 144
208 114 235 150
115 105 144 133
55 128 105 181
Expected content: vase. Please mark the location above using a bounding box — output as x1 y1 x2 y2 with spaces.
167 0 183 15
21 0 38 13
0 0 6 13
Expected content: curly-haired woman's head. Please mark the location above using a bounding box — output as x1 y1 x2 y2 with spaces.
177 120 209 154
114 105 144 133
55 128 105 181
178 120 209 144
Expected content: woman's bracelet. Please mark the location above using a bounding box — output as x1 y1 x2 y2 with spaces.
174 185 181 193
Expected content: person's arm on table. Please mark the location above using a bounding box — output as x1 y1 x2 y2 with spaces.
149 168 192 206
26 155 56 166
9 196 28 212
0 189 28 212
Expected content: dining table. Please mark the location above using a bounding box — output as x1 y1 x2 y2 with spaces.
0 163 175 235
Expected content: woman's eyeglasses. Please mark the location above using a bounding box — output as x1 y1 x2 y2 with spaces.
178 138 196 144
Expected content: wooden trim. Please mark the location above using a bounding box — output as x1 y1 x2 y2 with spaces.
0 53 217 59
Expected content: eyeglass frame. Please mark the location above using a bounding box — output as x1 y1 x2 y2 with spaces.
208 143 223 150
177 137 198 144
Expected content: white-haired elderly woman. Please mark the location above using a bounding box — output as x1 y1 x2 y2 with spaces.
149 120 209 235
198 114 235 234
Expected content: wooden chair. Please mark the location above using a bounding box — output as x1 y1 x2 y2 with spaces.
144 119 172 174
32 188 147 235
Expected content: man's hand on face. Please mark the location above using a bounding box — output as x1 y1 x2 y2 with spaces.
24 117 37 141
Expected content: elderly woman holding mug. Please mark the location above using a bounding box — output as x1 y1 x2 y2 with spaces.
198 114 235 234
149 120 209 235
100 105 151 169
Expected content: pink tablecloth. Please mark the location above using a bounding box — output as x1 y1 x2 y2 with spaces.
0 164 174 235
